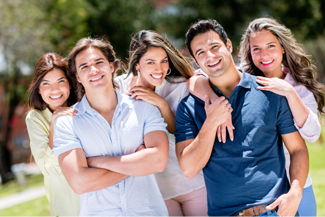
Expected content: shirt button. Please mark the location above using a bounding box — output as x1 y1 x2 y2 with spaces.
121 190 124 194
123 210 126 213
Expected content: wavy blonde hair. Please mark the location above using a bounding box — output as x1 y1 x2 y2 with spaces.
239 17 325 113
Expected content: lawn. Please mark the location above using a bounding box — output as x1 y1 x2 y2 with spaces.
0 130 324 216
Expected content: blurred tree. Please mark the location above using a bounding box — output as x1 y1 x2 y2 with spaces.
85 0 155 60
0 0 52 183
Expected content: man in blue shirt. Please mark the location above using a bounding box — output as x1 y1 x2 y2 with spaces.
53 37 169 216
175 20 308 216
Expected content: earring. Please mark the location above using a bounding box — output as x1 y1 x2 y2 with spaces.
283 50 285 54
166 68 171 76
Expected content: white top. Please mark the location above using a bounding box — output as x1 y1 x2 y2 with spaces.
53 91 168 216
115 74 205 200
282 69 321 188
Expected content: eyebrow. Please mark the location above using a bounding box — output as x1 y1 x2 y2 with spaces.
145 56 168 61
251 42 276 47
194 42 219 56
78 57 105 69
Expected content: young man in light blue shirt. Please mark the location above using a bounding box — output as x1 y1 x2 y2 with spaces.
53 37 169 216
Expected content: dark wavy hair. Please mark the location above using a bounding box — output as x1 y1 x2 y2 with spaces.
27 53 79 110
239 17 325 114
126 30 193 83
68 37 120 97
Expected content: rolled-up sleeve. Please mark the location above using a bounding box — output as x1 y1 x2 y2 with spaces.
143 104 168 135
53 116 82 157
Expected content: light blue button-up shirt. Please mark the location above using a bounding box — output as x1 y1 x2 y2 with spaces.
53 90 168 216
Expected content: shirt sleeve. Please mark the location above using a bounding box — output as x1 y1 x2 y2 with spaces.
293 87 321 143
276 96 298 135
25 111 60 177
114 74 129 94
143 103 168 135
53 116 83 157
174 98 199 143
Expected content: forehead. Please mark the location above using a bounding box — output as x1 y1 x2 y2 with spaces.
75 47 107 66
43 68 66 80
249 29 279 45
190 30 223 51
141 47 167 60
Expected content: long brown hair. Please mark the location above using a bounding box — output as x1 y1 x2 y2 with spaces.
239 17 325 113
126 30 193 82
27 53 79 110
68 37 120 97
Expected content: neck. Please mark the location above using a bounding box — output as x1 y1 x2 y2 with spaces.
134 75 155 91
265 69 286 79
85 85 117 114
209 64 242 98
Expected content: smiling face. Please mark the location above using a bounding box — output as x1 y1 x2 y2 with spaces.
136 47 169 90
38 68 70 112
190 30 233 78
75 47 114 94
249 29 285 78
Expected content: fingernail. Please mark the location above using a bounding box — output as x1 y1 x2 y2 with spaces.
230 138 233 141
223 141 226 143
233 126 235 129
219 140 221 142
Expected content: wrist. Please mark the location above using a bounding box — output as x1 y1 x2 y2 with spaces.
289 179 303 198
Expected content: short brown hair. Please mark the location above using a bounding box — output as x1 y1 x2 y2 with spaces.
27 53 79 110
68 37 120 97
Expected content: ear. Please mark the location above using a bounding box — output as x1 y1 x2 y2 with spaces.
110 62 115 73
76 74 81 83
226 39 233 53
192 57 199 67
135 63 140 71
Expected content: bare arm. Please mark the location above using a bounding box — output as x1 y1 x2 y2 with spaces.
129 86 175 133
266 131 308 216
187 75 234 142
87 130 169 176
58 148 128 195
176 96 232 178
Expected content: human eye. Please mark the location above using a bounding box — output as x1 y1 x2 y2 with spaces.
162 59 168 63
96 61 104 64
252 47 259 52
269 44 275 48
147 61 154 65
58 78 67 83
81 65 88 70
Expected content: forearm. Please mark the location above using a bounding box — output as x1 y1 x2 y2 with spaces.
289 147 309 190
187 75 219 102
286 88 310 128
66 167 127 194
177 120 218 178
157 99 175 133
49 123 54 149
88 147 167 176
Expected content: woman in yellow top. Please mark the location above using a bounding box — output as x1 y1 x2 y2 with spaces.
25 53 80 216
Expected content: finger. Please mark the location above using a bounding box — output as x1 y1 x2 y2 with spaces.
204 95 210 108
226 118 234 141
221 124 227 143
256 80 269 85
266 198 281 210
257 86 272 91
256 76 270 81
217 126 221 142
130 86 148 92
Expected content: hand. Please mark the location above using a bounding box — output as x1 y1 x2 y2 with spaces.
51 107 77 123
87 156 105 169
256 76 294 97
266 182 302 217
128 86 165 107
204 95 232 131
217 115 234 143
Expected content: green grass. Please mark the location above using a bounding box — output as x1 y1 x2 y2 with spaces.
0 196 50 216
0 174 44 199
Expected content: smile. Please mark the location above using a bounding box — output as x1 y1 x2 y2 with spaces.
90 75 104 82
261 60 274 65
151 74 163 79
50 94 63 99
208 59 221 67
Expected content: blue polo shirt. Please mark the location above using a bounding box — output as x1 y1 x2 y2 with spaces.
175 70 297 216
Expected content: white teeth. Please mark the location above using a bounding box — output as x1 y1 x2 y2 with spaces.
91 75 103 81
50 95 62 99
152 74 162 79
208 60 221 67
262 60 273 64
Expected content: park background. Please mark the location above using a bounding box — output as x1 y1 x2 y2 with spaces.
0 0 324 215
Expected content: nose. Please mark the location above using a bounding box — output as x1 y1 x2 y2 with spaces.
155 63 163 72
260 49 268 58
89 65 99 74
51 83 60 92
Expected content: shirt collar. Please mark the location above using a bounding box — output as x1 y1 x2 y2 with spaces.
75 89 123 115
208 69 252 95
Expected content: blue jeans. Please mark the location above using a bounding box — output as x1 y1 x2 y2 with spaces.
298 185 317 216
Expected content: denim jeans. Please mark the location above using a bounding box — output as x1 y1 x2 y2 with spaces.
257 206 300 216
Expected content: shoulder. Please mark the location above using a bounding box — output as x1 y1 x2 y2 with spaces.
25 109 48 123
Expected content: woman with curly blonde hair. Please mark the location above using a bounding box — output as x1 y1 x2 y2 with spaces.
239 17 325 216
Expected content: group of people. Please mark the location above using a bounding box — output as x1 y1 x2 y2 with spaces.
25 17 324 217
